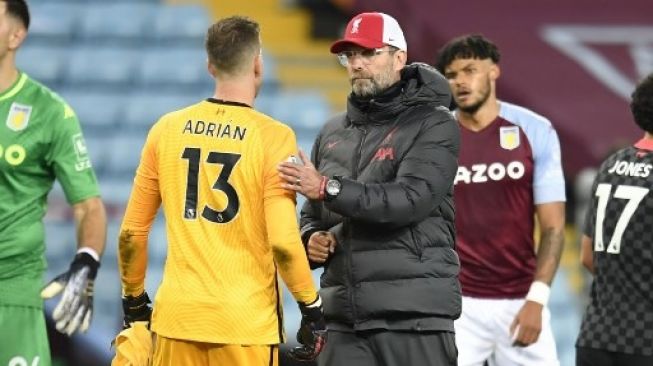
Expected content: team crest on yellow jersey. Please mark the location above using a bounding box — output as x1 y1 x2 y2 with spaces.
6 102 32 131
499 126 520 150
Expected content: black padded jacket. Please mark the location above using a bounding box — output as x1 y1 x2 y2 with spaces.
300 63 462 331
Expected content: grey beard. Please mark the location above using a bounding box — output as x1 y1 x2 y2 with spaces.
352 80 379 98
351 67 396 98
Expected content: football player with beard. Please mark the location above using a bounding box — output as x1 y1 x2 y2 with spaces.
436 34 566 366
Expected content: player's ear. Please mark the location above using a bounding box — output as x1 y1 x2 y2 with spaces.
207 60 217 78
394 50 407 72
489 63 500 81
8 22 27 50
254 51 263 79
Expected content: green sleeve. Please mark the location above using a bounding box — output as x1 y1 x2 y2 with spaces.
47 102 100 204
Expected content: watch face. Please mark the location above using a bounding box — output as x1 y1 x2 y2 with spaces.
326 179 341 195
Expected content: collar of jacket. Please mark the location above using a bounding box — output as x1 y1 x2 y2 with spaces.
346 62 452 126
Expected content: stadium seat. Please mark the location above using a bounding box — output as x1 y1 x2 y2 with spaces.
123 92 204 131
135 48 279 93
44 223 77 267
93 254 123 333
137 47 211 90
253 94 275 116
28 3 81 44
63 47 139 89
16 45 67 87
270 91 330 130
99 220 121 262
82 137 109 176
296 135 316 155
105 136 147 178
261 51 281 91
98 177 134 205
152 5 211 44
57 90 126 132
253 90 327 133
78 3 157 44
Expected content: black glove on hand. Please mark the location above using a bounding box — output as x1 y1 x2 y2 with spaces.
289 295 327 361
41 251 100 336
122 291 152 328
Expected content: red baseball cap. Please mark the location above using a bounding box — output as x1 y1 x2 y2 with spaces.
330 12 407 54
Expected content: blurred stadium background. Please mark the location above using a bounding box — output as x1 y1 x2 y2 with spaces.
23 0 651 365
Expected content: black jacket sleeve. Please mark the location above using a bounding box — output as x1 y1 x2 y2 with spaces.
300 131 324 245
300 198 328 270
300 130 336 269
325 111 459 228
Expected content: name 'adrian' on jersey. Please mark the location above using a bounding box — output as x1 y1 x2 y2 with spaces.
182 119 247 141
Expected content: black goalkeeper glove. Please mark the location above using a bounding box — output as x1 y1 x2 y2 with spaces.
122 291 152 328
41 251 100 336
289 295 327 362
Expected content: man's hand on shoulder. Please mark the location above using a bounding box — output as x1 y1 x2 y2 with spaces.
277 150 325 200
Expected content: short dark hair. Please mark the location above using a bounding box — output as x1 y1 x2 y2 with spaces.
435 34 500 73
630 73 653 134
2 0 29 29
205 16 260 76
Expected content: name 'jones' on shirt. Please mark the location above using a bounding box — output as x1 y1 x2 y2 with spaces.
607 159 653 178
182 120 247 141
454 161 525 185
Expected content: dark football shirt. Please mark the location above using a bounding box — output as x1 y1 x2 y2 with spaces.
577 138 653 356
455 102 566 298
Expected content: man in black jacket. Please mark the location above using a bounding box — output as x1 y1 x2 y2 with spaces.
277 12 461 366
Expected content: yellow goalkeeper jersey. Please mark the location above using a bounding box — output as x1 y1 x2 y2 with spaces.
118 98 318 345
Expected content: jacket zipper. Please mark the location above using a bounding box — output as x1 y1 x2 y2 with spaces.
348 126 367 325
352 126 367 179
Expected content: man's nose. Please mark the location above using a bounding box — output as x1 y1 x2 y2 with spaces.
453 74 467 86
349 55 365 70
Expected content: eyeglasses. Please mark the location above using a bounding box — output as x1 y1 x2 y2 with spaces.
336 48 397 67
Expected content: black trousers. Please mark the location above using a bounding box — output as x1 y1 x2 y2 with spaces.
576 346 653 366
318 330 457 366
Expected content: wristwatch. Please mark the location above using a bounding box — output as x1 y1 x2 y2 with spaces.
325 177 342 201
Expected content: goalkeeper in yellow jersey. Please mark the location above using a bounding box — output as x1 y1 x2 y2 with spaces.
116 16 326 366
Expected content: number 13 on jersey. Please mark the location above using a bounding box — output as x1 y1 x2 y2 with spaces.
181 147 241 224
